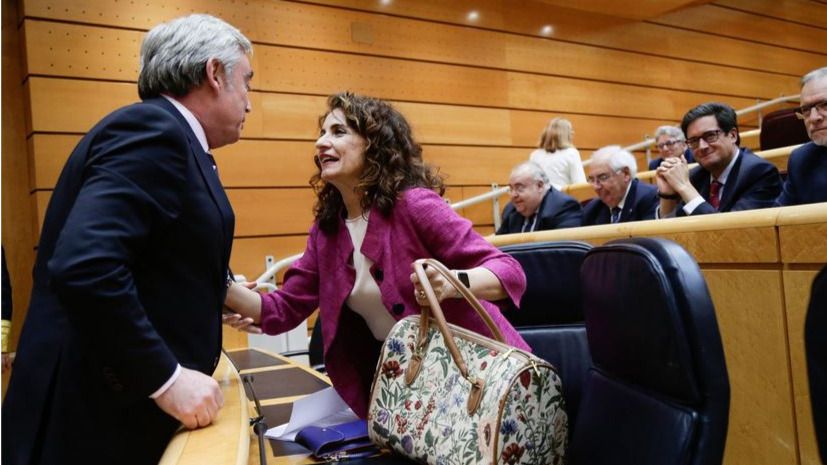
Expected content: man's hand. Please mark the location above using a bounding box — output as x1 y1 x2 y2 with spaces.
155 367 224 429
657 156 696 200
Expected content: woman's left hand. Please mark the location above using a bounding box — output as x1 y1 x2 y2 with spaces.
410 264 458 306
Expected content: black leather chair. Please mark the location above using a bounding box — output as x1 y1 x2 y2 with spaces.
282 319 325 372
760 107 810 151
500 241 593 428
570 238 730 465
805 265 827 464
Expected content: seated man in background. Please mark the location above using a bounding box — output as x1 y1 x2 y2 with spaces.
582 145 658 225
496 161 582 234
657 102 781 217
777 66 827 206
648 125 694 170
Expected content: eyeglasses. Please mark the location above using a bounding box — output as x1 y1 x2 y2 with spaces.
509 182 541 194
685 129 724 150
795 99 827 120
587 170 620 186
656 139 685 150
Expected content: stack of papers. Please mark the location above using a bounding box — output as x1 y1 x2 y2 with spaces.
265 387 359 441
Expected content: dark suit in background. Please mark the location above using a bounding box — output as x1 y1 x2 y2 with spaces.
676 148 781 216
776 142 827 206
648 148 695 171
582 178 658 226
497 188 582 234
2 98 235 465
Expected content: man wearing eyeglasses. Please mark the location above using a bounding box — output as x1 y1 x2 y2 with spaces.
648 126 695 171
496 161 582 234
656 102 781 217
776 66 827 206
582 145 658 226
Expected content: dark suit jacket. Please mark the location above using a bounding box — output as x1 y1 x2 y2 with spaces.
648 148 695 171
776 142 827 206
2 98 235 465
676 148 781 217
496 188 582 234
582 178 659 226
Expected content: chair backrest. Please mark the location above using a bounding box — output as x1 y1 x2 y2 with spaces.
760 107 810 152
570 238 730 465
499 240 592 326
806 265 827 464
500 240 593 428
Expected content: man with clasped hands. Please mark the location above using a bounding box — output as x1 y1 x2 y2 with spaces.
2 14 253 465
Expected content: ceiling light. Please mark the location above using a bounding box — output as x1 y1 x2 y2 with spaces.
467 10 480 22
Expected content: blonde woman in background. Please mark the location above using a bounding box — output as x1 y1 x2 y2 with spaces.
529 117 587 189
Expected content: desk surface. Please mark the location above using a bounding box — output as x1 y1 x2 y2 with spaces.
160 348 413 465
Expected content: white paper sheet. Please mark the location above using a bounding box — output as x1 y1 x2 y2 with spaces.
264 386 359 441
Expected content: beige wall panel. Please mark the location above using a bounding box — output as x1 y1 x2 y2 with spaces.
563 183 596 203
27 77 136 133
716 0 827 29
506 72 758 121
227 188 316 237
23 20 141 80
784 270 821 465
393 102 514 146
779 223 827 264
424 146 524 186
508 111 664 149
213 140 317 188
221 325 247 350
702 269 797 465
230 236 310 281
656 227 779 264
654 4 827 54
309 0 824 76
28 134 81 189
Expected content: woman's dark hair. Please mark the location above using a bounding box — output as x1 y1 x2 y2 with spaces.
311 92 445 233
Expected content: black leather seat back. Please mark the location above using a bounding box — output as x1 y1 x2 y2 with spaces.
806 265 827 464
571 238 729 465
760 107 810 152
500 241 591 325
500 240 593 427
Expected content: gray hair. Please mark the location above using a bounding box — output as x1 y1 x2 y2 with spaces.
654 125 685 141
590 145 638 177
801 66 827 87
512 161 550 188
138 14 252 100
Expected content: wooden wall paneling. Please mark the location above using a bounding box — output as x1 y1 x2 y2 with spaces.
649 227 779 263
702 268 797 465
230 236 310 281
452 186 510 229
213 140 318 188
424 146 523 186
26 77 136 133
227 188 316 237
307 0 825 76
508 111 666 150
715 0 827 29
783 269 822 465
779 224 827 264
28 134 80 189
22 19 141 81
653 3 827 54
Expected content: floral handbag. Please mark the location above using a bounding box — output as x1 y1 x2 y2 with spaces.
367 259 567 465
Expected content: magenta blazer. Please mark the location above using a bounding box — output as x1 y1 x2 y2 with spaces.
259 187 528 417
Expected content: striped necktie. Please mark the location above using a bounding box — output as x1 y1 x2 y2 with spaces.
610 207 622 224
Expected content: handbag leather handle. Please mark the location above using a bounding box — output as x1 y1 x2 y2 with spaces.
407 258 504 414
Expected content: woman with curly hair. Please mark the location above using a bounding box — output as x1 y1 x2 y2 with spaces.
224 92 528 417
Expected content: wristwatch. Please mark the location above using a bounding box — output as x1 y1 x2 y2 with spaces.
456 271 470 289
657 191 680 200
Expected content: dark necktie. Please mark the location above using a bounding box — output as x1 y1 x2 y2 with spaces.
709 180 722 210
610 207 622 224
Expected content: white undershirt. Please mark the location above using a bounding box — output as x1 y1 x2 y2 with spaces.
344 213 396 340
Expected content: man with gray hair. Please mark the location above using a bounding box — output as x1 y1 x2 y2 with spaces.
3 14 253 465
496 161 582 234
648 125 694 170
582 145 658 225
777 66 827 206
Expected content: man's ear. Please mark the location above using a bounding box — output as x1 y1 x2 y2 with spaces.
205 57 225 92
